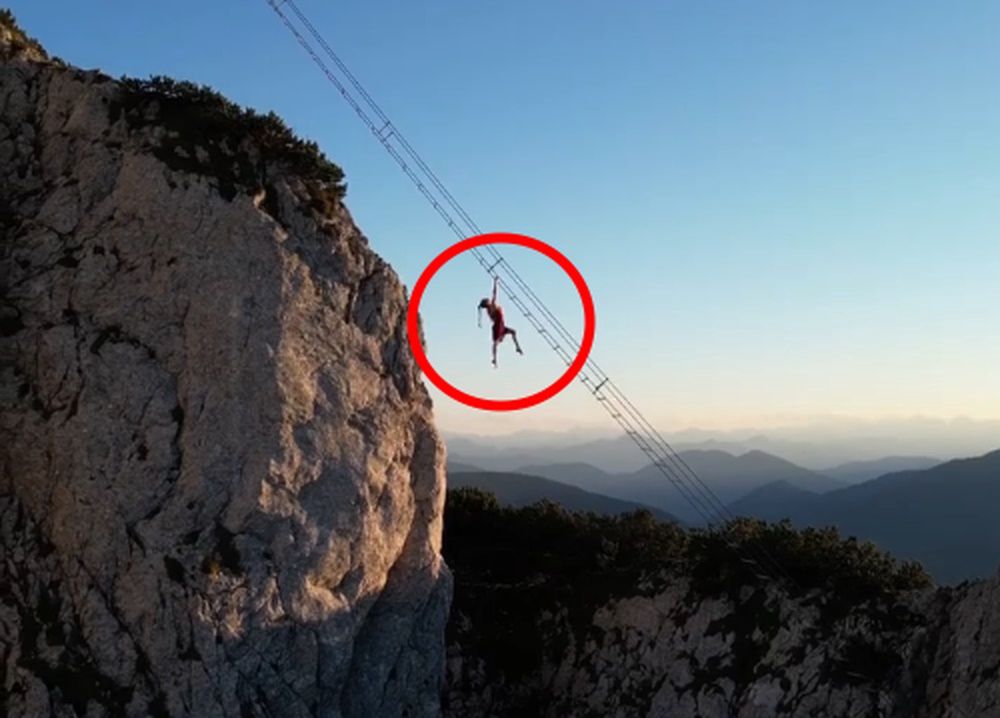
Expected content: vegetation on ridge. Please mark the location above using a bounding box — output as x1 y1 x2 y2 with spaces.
444 487 932 694
445 486 930 601
116 75 346 205
0 9 49 60
1 9 345 207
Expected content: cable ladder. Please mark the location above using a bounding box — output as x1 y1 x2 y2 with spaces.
264 0 793 585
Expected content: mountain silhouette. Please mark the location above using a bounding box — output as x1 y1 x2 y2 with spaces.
605 450 838 523
821 455 941 484
727 449 1000 583
446 418 1000 472
806 450 1000 583
447 460 485 474
447 470 677 523
517 450 839 524
516 462 616 494
727 480 820 521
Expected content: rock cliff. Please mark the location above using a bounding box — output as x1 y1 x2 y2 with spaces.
442 489 1000 718
1 12 450 718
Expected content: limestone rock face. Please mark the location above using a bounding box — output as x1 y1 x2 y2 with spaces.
1 20 450 718
916 573 1000 718
444 572 1000 717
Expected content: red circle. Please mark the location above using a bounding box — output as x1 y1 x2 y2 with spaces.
406 232 595 411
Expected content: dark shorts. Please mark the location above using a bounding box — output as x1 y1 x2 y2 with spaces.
492 321 508 342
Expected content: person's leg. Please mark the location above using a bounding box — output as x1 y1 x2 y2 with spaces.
492 323 502 366
507 327 523 354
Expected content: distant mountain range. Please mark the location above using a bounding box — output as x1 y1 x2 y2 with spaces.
445 417 1000 472
447 461 485 474
447 470 677 523
726 450 1000 584
448 434 650 473
726 480 819 520
820 456 941 483
517 449 843 524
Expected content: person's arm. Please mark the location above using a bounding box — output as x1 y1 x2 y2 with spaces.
491 276 499 304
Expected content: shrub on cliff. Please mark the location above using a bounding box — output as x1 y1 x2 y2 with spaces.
445 487 689 686
445 487 687 591
3 10 345 207
116 75 345 203
687 516 932 598
0 9 49 60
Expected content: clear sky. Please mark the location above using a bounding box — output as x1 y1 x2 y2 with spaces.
13 1 1000 435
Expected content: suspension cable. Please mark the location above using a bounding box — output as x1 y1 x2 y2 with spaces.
263 0 795 586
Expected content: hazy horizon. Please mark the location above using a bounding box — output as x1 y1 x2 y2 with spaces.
440 412 1000 442
443 414 1000 471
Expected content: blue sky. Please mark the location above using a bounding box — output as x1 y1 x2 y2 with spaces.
13 1 1000 435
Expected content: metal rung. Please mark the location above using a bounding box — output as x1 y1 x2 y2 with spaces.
593 378 608 393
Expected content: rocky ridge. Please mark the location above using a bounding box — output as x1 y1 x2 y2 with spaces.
442 492 1000 718
447 576 1000 717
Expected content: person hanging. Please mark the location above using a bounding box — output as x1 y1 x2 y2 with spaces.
478 276 523 367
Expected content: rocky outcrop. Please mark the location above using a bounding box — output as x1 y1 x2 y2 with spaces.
442 493 1000 717
915 576 1000 717
445 572 1000 717
1 14 450 718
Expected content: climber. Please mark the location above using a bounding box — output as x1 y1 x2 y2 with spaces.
478 276 523 368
